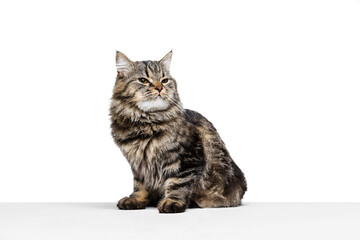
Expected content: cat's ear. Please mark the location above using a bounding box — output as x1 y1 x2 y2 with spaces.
116 51 133 77
160 50 172 71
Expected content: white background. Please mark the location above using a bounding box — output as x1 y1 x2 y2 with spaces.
0 0 359 202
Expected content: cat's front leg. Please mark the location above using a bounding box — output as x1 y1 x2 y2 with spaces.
158 175 195 214
117 179 149 210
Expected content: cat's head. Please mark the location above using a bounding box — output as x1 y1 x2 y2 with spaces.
113 51 180 113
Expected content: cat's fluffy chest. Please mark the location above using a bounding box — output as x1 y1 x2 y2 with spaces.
119 125 179 190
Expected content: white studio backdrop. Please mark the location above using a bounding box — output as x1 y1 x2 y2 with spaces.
0 0 359 202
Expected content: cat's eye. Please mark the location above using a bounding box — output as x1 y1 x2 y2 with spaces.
161 78 169 84
138 78 149 84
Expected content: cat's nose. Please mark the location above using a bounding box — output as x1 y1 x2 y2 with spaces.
155 86 162 92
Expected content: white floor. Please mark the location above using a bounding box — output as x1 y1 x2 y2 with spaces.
0 203 359 240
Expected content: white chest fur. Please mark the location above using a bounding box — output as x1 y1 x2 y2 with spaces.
137 98 169 112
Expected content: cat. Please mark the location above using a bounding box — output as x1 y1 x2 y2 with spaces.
110 51 247 213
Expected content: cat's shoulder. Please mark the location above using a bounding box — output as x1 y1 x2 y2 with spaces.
184 109 212 126
184 109 203 121
184 109 217 130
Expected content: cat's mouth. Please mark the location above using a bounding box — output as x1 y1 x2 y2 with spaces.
154 93 167 100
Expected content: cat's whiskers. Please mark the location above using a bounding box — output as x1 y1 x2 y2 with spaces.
167 97 182 110
166 95 190 119
144 92 155 98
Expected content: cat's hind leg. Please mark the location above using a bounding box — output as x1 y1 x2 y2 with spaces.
193 183 243 208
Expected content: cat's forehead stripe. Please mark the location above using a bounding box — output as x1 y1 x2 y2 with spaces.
142 61 162 77
143 61 150 78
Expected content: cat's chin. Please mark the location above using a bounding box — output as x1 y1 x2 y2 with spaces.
137 97 169 112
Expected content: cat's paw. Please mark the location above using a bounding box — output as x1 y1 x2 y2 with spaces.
117 197 146 210
158 198 187 213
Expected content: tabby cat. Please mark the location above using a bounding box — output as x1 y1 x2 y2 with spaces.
110 51 247 213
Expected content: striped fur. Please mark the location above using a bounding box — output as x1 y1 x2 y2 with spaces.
111 51 247 213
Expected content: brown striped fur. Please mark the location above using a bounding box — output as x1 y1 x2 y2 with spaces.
111 51 247 213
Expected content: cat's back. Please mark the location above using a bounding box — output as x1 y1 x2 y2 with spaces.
183 108 228 164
